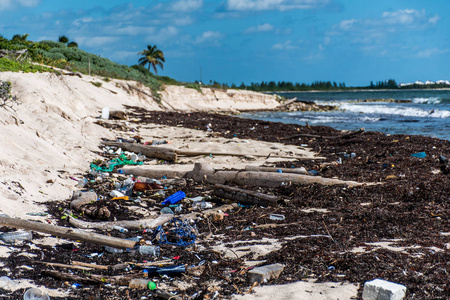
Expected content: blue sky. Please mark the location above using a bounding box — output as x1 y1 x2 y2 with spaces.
0 0 448 86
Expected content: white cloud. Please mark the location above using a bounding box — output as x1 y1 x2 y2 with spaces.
226 0 330 11
272 40 298 50
76 36 119 48
0 0 39 10
169 0 203 12
145 26 179 44
417 48 448 58
244 23 274 34
327 8 440 54
194 31 223 45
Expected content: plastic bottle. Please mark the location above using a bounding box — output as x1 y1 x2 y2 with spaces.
132 245 160 256
129 279 156 290
161 191 186 205
0 231 32 243
104 246 124 254
112 226 128 233
146 265 186 276
269 213 285 221
101 107 110 119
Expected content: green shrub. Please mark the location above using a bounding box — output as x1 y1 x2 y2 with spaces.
185 83 202 92
91 81 102 87
0 57 52 73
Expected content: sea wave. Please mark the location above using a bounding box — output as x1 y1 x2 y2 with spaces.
283 115 380 124
412 97 442 104
340 103 450 118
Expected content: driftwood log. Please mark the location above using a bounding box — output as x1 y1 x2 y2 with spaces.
185 162 365 187
181 203 239 221
102 141 177 161
102 141 324 162
68 214 173 230
0 216 136 249
245 165 308 174
122 162 366 187
213 184 279 206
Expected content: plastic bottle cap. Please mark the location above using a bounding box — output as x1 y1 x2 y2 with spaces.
148 281 156 290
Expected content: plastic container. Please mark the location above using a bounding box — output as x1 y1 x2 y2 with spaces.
161 191 186 205
23 288 50 300
129 279 156 290
133 245 160 256
112 226 128 233
0 231 32 243
269 214 285 221
160 207 174 215
104 246 124 254
146 264 186 277
101 107 109 120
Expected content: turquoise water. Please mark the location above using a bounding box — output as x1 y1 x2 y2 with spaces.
241 90 450 140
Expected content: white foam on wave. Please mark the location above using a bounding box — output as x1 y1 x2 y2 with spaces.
286 115 380 124
340 103 450 118
412 97 441 104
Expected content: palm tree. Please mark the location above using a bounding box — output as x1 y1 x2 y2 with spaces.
58 35 69 44
138 45 165 74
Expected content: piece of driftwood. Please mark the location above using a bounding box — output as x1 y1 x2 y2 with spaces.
72 261 109 270
280 127 365 141
181 203 239 221
154 289 182 300
245 165 308 174
103 141 324 161
33 261 94 271
68 214 173 230
102 141 177 161
184 162 365 187
0 216 136 249
213 184 279 206
43 270 102 284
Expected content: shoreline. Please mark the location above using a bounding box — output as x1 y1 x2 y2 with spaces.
0 71 449 299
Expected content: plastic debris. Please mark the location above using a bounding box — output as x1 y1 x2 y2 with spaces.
269 214 285 221
153 218 196 247
23 288 50 300
146 264 186 277
411 152 426 158
0 276 18 291
90 154 143 173
0 230 32 243
161 191 186 205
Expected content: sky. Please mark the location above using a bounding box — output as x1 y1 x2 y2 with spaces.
0 0 448 86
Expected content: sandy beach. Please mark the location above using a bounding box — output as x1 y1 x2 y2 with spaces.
0 72 449 299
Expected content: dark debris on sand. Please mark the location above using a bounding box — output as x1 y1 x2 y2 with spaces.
1 108 449 299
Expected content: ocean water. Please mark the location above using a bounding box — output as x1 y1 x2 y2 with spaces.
240 89 450 140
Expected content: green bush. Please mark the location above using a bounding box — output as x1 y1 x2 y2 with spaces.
0 57 52 73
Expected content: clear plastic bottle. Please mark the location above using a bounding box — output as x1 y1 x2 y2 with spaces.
129 279 156 290
0 231 32 243
133 245 160 256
